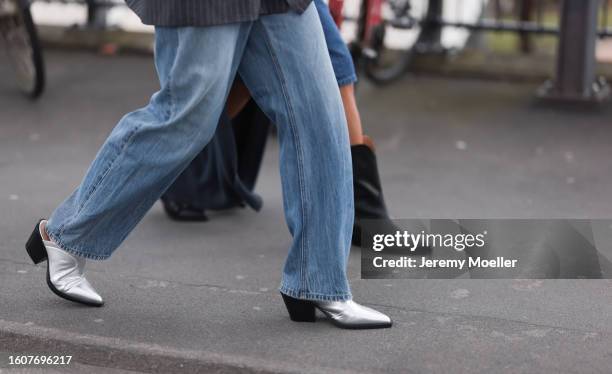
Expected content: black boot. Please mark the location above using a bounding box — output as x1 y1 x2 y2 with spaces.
351 143 388 245
162 199 208 222
351 142 430 255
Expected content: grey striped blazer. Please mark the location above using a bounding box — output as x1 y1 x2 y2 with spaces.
125 0 313 27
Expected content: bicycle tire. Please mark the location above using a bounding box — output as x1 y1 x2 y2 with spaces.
362 0 432 85
2 0 45 98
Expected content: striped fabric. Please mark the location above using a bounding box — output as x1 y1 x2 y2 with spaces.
125 0 313 27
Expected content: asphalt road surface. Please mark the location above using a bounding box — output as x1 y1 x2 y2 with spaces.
1 50 612 373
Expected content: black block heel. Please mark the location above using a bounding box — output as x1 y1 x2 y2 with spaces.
25 219 47 264
281 294 316 322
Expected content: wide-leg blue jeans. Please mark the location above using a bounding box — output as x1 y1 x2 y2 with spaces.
46 4 354 302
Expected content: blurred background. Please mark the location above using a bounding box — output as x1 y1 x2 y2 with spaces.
23 0 612 84
2 1 612 373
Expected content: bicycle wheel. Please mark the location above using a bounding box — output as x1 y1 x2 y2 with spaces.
0 0 45 98
359 0 436 84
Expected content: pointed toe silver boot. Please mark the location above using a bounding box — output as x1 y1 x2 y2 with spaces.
282 294 392 329
25 220 104 307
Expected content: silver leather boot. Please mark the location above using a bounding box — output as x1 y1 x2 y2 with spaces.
25 220 104 307
281 294 392 329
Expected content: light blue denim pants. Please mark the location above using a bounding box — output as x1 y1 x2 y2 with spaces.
46 4 354 302
314 0 358 86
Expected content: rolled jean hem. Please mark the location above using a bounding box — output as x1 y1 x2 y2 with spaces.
337 74 358 87
279 283 352 302
45 227 110 261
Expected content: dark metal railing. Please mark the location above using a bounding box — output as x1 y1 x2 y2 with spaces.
417 0 612 38
414 0 610 102
34 0 612 38
35 0 612 102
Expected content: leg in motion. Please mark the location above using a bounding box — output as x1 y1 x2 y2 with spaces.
239 4 391 328
25 23 252 305
315 0 427 251
313 0 364 146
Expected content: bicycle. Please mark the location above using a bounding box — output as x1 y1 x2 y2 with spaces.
330 0 442 84
0 0 45 98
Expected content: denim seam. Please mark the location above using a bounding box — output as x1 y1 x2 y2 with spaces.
56 122 143 242
53 121 143 254
279 283 352 302
167 28 178 121
259 22 311 294
55 29 179 252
